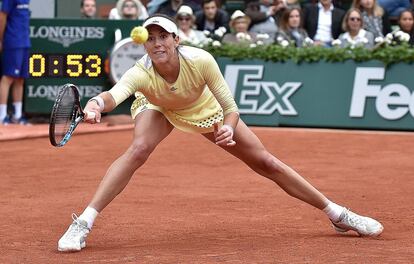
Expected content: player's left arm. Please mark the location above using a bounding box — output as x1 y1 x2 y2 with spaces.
199 52 240 146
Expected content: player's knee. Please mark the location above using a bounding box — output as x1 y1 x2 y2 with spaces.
0 75 14 85
260 154 286 176
126 141 154 164
14 78 24 86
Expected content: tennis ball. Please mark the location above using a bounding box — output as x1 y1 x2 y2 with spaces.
130 26 148 44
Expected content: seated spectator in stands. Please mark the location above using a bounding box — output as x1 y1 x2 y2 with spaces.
176 5 208 46
352 0 391 38
195 0 230 33
394 9 414 45
147 0 166 15
337 8 375 48
222 10 258 44
275 7 311 47
109 0 149 20
80 0 97 19
331 0 353 10
155 0 200 18
303 0 346 46
244 0 285 40
378 0 410 18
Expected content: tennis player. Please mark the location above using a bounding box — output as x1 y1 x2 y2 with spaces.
58 14 383 252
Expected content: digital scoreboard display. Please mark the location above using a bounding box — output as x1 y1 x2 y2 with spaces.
26 19 140 114
29 53 103 78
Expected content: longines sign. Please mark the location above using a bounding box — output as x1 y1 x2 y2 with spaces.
30 26 105 47
25 19 139 114
27 85 103 101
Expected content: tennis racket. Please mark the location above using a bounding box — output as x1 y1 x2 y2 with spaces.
49 83 95 147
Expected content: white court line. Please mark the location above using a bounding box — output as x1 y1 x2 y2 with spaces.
250 126 414 136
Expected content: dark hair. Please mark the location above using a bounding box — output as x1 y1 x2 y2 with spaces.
398 9 414 34
398 9 414 22
80 0 95 8
279 7 303 31
202 0 217 7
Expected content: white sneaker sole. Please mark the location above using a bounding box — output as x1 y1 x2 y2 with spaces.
332 223 384 237
58 241 86 252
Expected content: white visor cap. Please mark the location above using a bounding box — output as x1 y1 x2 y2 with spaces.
177 5 193 16
143 16 178 35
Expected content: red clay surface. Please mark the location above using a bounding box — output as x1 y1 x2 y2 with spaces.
0 122 413 263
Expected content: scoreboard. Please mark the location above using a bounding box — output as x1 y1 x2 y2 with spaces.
26 19 142 114
29 53 102 78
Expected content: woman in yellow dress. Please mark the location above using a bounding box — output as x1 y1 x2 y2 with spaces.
57 14 383 252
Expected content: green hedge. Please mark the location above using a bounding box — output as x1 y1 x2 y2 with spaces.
204 42 414 66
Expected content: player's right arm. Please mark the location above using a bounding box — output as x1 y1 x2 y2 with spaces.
83 91 116 123
84 65 146 123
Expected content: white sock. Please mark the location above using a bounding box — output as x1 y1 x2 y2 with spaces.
323 201 345 222
78 206 99 229
0 104 7 120
13 102 22 120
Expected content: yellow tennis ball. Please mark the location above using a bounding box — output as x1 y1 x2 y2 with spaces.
130 26 148 44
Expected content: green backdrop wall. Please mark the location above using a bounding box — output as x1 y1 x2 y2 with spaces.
26 19 414 131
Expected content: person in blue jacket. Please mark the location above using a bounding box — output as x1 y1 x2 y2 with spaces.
0 0 31 125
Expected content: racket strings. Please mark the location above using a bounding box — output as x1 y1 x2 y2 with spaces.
53 90 77 142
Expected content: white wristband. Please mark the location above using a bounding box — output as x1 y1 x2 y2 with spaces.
88 96 105 112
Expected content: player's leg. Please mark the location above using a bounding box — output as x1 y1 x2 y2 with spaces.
203 120 383 236
10 48 30 124
0 75 13 124
204 120 328 209
58 110 174 252
11 78 24 122
88 110 173 212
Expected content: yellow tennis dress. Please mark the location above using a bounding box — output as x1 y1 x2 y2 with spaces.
108 45 238 133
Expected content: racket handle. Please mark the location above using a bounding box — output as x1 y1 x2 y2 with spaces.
84 111 96 121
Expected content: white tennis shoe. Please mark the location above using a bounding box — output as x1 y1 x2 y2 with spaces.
331 208 383 237
58 213 90 252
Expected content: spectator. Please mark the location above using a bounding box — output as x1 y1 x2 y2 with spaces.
303 0 346 46
176 5 207 46
108 0 149 20
337 8 375 48
222 10 257 44
275 7 311 47
332 0 354 10
155 0 200 17
80 0 97 19
147 0 167 15
352 0 391 38
0 0 31 125
195 0 230 33
394 9 414 45
244 0 285 40
378 0 410 18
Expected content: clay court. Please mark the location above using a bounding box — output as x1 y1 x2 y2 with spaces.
1 122 413 263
